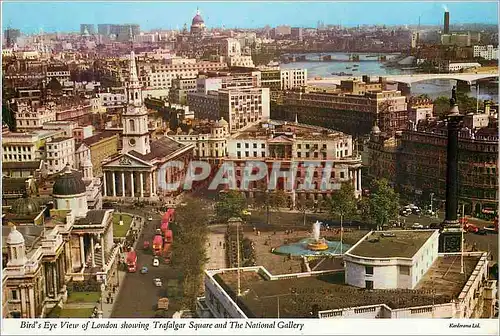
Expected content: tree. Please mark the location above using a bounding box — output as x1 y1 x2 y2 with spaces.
328 182 358 252
369 179 400 230
433 92 482 119
170 197 210 310
297 196 316 226
215 190 246 221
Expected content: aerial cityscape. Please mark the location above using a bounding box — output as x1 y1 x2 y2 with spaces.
1 0 499 324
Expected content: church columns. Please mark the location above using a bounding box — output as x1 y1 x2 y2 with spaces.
140 172 144 198
90 235 95 267
130 172 135 198
79 235 85 268
103 172 107 196
112 172 116 197
121 172 126 197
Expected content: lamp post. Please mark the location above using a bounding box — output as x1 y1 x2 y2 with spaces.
430 192 434 217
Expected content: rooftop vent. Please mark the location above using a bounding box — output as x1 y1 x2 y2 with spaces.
381 232 395 237
368 238 380 243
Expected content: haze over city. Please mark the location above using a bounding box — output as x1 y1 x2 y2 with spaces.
2 1 499 33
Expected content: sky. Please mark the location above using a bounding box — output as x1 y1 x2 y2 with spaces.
2 1 498 33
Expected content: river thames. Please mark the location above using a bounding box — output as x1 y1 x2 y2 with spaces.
280 52 498 102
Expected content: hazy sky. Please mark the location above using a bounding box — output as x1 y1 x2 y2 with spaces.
2 1 498 33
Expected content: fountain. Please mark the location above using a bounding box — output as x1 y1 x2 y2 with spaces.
272 221 351 256
307 221 329 251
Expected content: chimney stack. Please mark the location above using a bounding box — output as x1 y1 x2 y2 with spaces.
444 10 450 34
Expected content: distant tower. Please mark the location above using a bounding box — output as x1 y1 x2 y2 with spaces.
444 10 450 34
82 157 94 181
121 47 151 155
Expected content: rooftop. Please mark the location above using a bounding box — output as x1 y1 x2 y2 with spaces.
215 269 454 318
74 210 109 226
233 120 348 140
81 130 119 146
347 230 435 259
416 254 482 299
2 225 44 253
129 136 189 161
2 161 42 170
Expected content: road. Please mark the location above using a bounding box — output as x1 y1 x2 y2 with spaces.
111 207 179 318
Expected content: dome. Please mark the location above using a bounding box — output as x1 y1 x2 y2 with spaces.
52 164 86 196
6 225 25 245
371 124 381 134
218 117 228 126
192 10 204 25
10 195 40 216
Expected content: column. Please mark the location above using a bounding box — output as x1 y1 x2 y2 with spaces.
64 240 71 272
20 286 26 318
112 172 116 197
149 172 154 196
103 172 107 196
358 169 362 192
90 235 95 267
152 170 157 195
79 235 85 268
130 172 135 198
353 170 358 192
100 236 105 269
52 262 58 296
140 172 144 198
121 172 126 197
29 286 35 318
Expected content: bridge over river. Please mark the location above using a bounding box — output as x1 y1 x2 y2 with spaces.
308 73 499 86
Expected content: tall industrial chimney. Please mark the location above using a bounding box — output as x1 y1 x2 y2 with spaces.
439 87 464 253
444 10 450 34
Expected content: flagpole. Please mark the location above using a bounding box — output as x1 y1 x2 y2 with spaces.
460 204 464 274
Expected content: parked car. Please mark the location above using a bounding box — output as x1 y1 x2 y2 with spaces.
141 266 148 274
148 216 153 221
153 257 160 267
154 278 162 287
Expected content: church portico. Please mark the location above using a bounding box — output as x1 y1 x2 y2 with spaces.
102 168 157 199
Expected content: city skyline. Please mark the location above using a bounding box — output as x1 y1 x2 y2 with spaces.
2 1 498 33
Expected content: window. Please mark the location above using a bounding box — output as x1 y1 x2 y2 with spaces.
237 143 241 148
399 265 410 275
245 143 249 149
365 266 374 275
253 143 257 148
340 172 345 179
261 151 265 157
365 280 374 290
11 290 18 300
261 144 265 149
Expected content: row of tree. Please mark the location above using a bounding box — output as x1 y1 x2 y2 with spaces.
215 178 400 230
169 197 209 310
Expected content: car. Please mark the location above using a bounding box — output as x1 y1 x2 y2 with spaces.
411 223 424 229
476 229 487 235
148 216 153 221
153 258 160 267
242 210 252 216
154 278 162 287
140 266 148 274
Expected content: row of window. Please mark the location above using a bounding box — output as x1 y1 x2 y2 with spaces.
3 154 33 161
